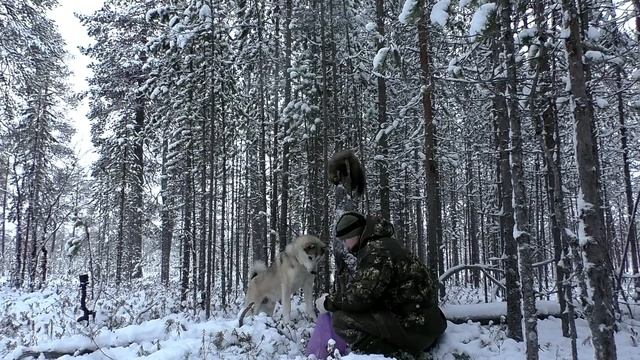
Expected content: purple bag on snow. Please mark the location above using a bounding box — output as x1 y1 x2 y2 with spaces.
306 313 349 359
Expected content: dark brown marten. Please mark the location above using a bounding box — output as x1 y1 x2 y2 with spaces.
328 150 366 197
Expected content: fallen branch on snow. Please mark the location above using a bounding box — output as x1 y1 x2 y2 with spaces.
442 300 562 325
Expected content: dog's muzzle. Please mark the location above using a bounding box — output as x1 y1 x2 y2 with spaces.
310 270 317 275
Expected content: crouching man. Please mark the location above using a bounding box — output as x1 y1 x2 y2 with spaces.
316 212 447 358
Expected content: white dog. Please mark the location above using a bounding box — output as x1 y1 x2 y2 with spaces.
239 235 326 326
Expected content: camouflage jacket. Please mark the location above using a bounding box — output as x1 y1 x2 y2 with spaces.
326 216 440 329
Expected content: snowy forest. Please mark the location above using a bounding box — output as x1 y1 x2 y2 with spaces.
1 0 640 359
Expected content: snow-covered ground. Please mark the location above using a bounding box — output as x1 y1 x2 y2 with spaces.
1 277 639 359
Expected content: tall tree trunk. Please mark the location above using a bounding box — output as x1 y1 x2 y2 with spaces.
27 92 44 289
234 157 241 293
198 117 208 305
375 0 390 219
205 0 217 317
616 68 640 292
450 171 459 281
220 82 228 308
180 123 194 305
270 0 281 263
1 156 8 276
417 5 443 296
40 246 47 287
242 150 250 290
160 137 173 286
280 0 293 250
115 148 128 286
531 1 577 348
210 154 219 311
500 0 538 356
492 35 522 341
466 146 479 287
257 0 269 264
205 128 215 318
561 0 618 357
12 166 24 288
415 150 425 263
131 100 144 279
24 202 31 287
319 0 331 292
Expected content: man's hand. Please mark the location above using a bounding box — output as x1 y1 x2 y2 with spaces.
315 293 329 314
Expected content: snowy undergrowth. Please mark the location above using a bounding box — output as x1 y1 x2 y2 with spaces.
1 278 639 359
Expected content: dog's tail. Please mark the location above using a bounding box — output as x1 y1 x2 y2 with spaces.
249 260 267 280
238 302 255 327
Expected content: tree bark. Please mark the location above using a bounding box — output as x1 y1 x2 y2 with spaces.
160 137 173 286
130 98 144 279
561 0 618 357
12 164 24 288
417 5 443 296
492 35 522 342
257 0 269 264
500 1 538 357
616 68 640 292
375 0 390 219
279 0 293 250
466 146 480 287
1 156 8 276
180 129 193 305
415 150 425 263
198 117 208 305
220 81 228 309
115 148 127 286
270 0 281 264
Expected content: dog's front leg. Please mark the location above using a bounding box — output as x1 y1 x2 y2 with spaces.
303 279 317 321
281 282 291 323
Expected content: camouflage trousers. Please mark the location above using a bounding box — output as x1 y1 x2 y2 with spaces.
332 310 438 357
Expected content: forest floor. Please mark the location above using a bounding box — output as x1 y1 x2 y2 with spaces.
1 276 639 360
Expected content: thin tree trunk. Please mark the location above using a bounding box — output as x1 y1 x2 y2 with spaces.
319 0 332 292
198 117 208 305
180 122 194 305
234 157 241 294
500 0 538 356
40 246 47 287
205 124 215 317
375 0 390 219
220 80 228 308
466 146 480 287
191 132 198 311
270 0 280 263
131 100 144 279
417 6 443 297
160 137 173 286
115 148 127 286
450 172 459 282
1 156 8 276
280 0 292 250
12 165 24 288
210 154 219 308
616 68 640 292
531 2 578 349
242 150 250 290
492 34 522 342
561 0 618 357
257 0 269 264
205 0 217 317
415 150 425 263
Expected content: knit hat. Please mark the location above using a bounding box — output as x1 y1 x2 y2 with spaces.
335 212 366 241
